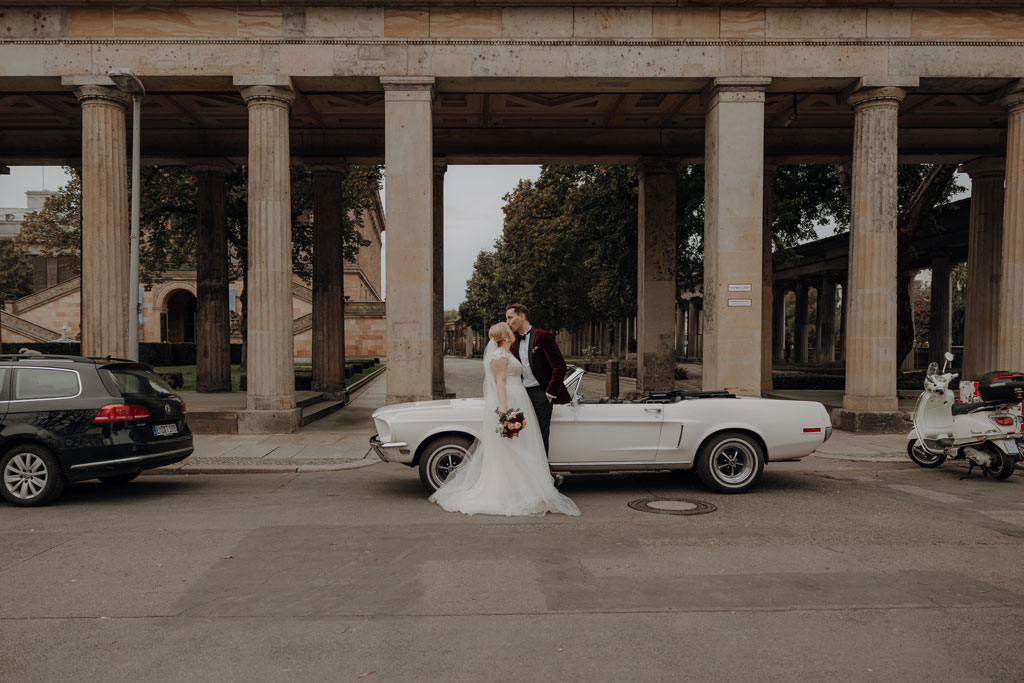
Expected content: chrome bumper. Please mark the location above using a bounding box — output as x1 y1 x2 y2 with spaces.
369 435 408 463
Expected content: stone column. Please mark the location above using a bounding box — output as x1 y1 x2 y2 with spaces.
73 84 130 358
238 83 300 433
463 327 473 359
761 164 776 392
686 299 699 361
695 301 704 360
839 277 848 363
382 77 435 404
997 86 1024 371
191 160 233 392
432 158 447 399
819 276 837 364
636 158 678 392
794 281 809 363
674 304 685 360
310 161 348 400
702 78 770 396
928 254 952 365
772 286 787 362
960 157 1005 379
841 86 906 428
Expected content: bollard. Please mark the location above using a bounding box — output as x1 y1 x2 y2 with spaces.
606 359 619 399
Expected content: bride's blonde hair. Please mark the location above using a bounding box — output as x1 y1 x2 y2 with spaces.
488 322 512 344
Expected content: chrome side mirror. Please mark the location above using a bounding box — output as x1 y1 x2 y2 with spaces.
944 352 954 362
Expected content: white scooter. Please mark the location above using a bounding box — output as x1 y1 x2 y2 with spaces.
907 352 1019 480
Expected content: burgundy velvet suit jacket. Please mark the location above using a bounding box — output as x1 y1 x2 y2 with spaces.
511 327 571 404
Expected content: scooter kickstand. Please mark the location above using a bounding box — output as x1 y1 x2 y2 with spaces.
961 460 976 480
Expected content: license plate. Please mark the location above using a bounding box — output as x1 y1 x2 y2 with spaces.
1007 440 1019 455
153 423 177 437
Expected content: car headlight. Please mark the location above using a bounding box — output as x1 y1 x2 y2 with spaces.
374 418 392 443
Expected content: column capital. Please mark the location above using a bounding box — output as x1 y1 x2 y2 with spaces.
701 78 770 108
846 86 907 111
187 158 235 177
636 157 679 177
306 158 349 176
381 76 436 101
71 84 130 110
959 156 1005 180
238 83 296 109
1000 81 1024 113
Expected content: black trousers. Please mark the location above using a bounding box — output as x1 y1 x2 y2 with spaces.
526 385 553 456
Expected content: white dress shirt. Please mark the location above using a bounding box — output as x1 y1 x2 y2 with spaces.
518 327 555 399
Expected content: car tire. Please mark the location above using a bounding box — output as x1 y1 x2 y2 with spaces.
100 472 140 485
696 431 765 494
418 435 474 493
1 444 66 507
907 439 945 468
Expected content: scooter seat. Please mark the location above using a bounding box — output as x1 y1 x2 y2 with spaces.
952 399 1017 416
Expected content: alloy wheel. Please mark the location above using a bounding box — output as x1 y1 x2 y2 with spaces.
711 441 756 485
3 452 49 500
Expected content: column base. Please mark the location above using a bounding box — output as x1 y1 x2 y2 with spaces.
237 408 302 434
834 409 909 434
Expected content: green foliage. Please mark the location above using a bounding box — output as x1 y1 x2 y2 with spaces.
16 169 82 271
0 239 35 302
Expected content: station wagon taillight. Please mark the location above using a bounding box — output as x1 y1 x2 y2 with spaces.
93 404 151 422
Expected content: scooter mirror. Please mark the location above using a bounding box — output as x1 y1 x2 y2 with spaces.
944 351 954 362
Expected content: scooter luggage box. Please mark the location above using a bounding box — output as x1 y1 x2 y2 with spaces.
977 371 1024 402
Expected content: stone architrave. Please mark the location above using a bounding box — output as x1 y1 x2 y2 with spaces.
433 158 447 399
191 159 233 392
310 161 348 401
237 82 300 433
841 86 906 427
997 87 1024 371
794 281 809 364
382 77 435 404
819 276 837 364
761 164 777 392
702 78 770 396
636 158 678 392
959 156 1005 379
73 84 131 359
928 254 952 365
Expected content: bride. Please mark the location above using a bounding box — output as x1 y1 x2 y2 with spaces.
429 322 580 517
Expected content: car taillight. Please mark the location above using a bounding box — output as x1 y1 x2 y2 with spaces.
93 404 151 422
992 416 1014 427
803 427 822 433
179 401 187 414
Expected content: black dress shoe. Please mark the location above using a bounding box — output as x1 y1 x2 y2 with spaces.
552 474 565 489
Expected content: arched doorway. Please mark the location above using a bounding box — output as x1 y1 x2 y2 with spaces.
164 289 196 343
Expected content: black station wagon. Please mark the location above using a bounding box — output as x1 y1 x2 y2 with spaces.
0 354 193 507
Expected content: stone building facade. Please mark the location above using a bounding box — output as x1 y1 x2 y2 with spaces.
2 1 1023 432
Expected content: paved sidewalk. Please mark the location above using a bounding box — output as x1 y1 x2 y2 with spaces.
150 358 913 475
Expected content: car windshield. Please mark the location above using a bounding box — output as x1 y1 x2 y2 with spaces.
101 367 176 397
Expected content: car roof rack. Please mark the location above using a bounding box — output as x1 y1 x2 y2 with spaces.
0 353 89 362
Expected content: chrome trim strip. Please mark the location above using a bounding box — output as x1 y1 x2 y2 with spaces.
676 425 685 449
69 447 192 470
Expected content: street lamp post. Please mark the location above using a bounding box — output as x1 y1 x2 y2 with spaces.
109 68 144 361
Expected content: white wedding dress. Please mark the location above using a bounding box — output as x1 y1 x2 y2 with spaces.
429 341 580 517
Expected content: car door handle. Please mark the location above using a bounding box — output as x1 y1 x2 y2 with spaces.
644 407 662 413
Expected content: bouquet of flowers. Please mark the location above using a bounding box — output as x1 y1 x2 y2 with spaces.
496 408 526 439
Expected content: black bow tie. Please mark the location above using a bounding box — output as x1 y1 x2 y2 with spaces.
515 332 526 341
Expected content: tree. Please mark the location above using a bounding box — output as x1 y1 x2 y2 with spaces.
0 239 35 346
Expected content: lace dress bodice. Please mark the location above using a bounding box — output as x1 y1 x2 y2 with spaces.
492 346 523 379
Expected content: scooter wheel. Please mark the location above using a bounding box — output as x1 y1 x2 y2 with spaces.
907 440 945 468
982 450 1015 481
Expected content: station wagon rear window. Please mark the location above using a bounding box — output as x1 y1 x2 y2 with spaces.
14 368 81 400
101 367 175 397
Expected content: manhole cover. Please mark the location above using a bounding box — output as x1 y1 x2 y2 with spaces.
628 498 716 516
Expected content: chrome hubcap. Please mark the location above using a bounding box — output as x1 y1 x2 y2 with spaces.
3 453 48 500
432 447 469 486
712 441 755 485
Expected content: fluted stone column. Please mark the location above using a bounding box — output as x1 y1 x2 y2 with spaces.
636 158 678 392
238 84 299 433
819 276 837 364
74 84 130 359
761 164 776 392
772 286 787 362
192 160 233 392
432 158 447 399
675 303 685 360
382 77 435 404
794 281 810 364
960 157 1005 379
702 78 770 396
839 277 848 363
686 298 699 361
997 87 1024 371
310 161 348 400
841 86 905 427
928 254 952 365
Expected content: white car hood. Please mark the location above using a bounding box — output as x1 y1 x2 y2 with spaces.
372 397 483 420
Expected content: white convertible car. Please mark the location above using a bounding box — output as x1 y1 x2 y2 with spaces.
370 366 832 494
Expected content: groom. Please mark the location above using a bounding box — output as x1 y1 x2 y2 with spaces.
506 303 571 457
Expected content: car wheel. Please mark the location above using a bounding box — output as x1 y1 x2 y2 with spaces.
696 431 765 494
907 439 945 468
418 435 474 493
1 444 66 507
100 472 140 485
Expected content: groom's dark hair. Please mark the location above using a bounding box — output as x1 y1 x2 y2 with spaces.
506 303 530 318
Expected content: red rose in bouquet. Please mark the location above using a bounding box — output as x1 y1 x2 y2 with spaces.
495 408 526 439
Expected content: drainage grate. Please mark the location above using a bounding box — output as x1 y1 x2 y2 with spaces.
627 497 716 516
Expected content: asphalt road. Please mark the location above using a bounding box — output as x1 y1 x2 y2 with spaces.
2 453 1023 682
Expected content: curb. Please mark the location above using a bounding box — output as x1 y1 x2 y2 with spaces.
146 454 383 476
